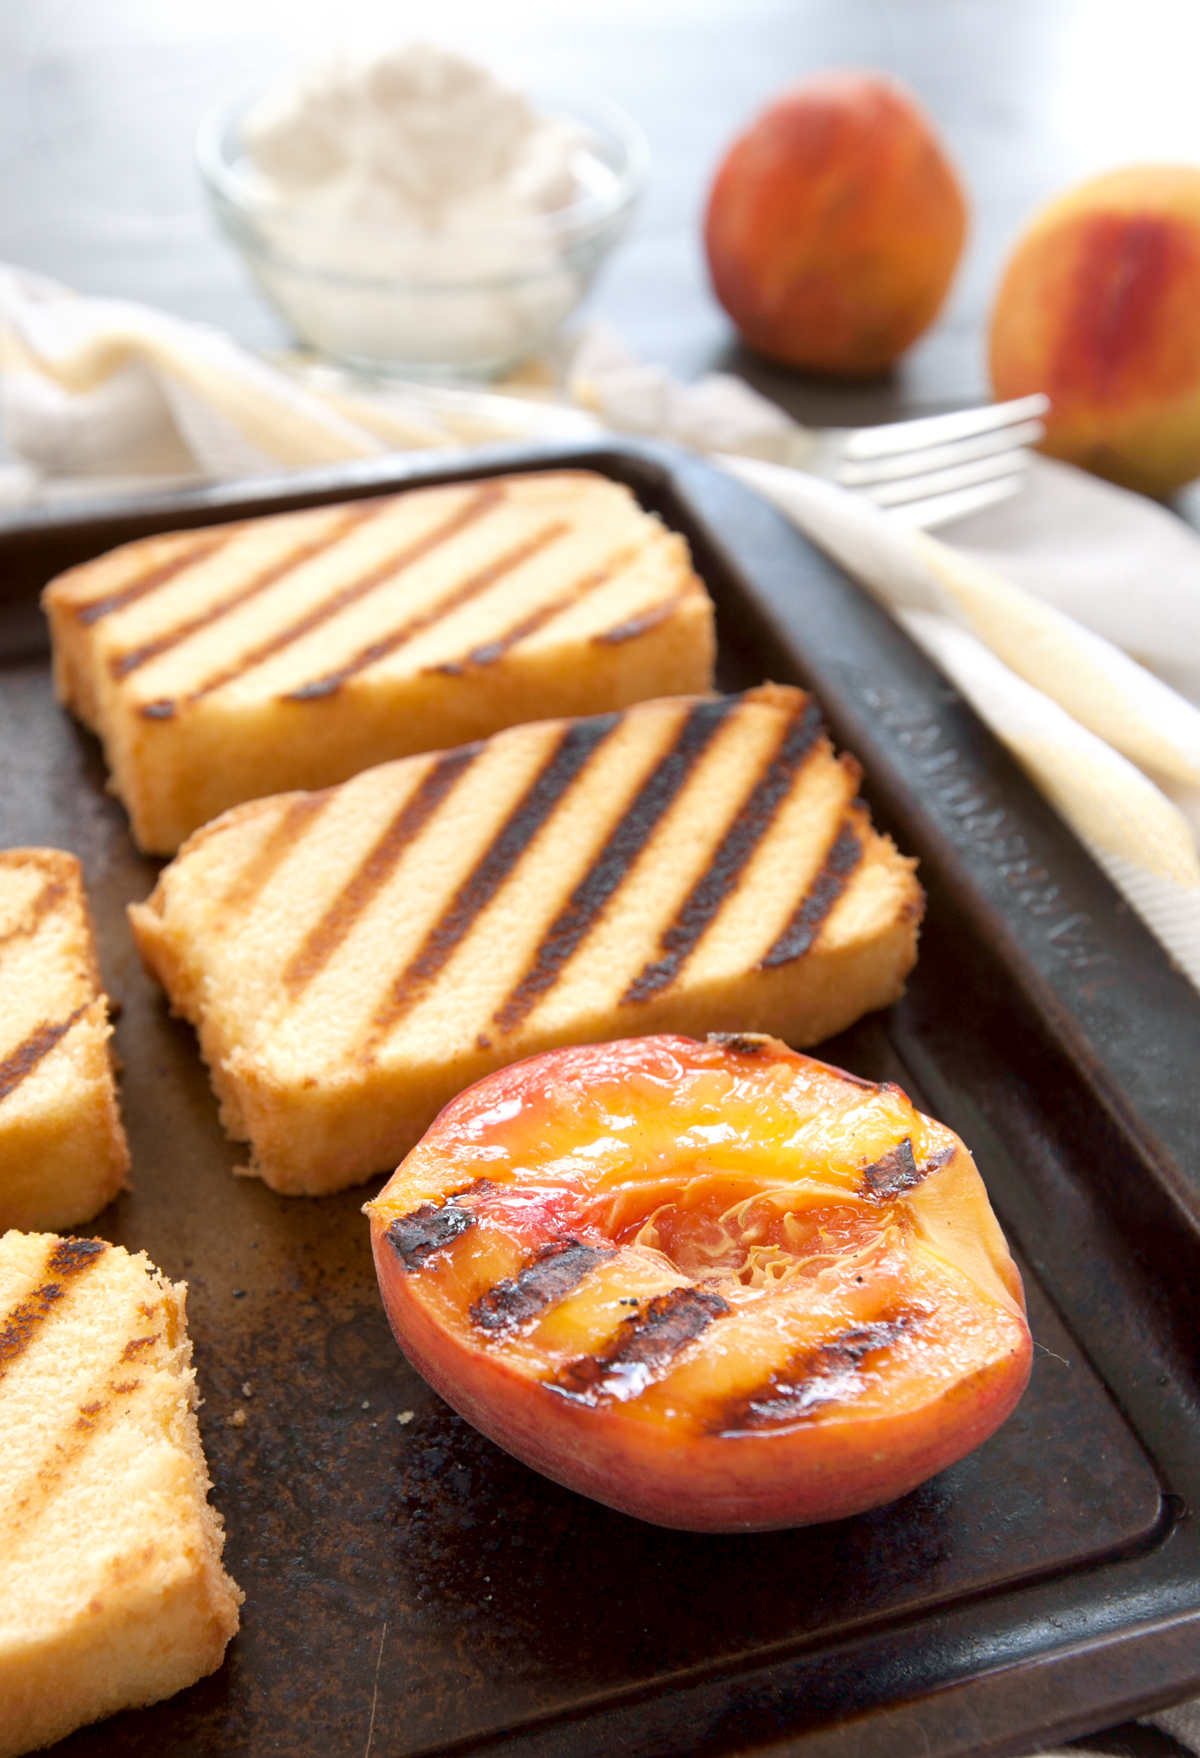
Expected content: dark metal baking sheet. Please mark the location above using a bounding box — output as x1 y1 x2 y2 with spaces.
3 438 1200 1758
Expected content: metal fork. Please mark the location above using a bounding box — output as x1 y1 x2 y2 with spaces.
789 394 1049 528
299 366 1048 532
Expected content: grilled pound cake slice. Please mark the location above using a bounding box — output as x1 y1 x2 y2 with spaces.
0 1231 242 1758
129 684 923 1197
44 470 715 854
0 851 130 1232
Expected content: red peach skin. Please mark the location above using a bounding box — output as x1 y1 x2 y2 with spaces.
367 1035 1031 1532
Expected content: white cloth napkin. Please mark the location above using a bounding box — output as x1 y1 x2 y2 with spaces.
719 453 1200 992
3 263 1200 1002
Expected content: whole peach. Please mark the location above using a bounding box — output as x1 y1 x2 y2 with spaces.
703 71 968 377
990 166 1200 497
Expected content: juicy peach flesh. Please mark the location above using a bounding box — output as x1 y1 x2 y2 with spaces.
366 1035 1031 1531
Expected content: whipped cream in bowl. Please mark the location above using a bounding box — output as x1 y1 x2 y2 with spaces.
197 44 649 378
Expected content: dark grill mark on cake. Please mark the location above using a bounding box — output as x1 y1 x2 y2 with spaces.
493 697 738 1035
120 1333 160 1361
0 1004 88 1104
184 484 504 702
0 875 67 958
48 1238 106 1276
109 504 379 678
471 1239 615 1332
554 1285 730 1403
433 550 634 674
283 514 567 702
386 1199 476 1270
594 593 687 645
74 532 229 625
713 1315 915 1434
0 1238 106 1380
5 1302 161 1537
759 818 864 969
283 746 481 997
221 790 334 916
622 698 825 1004
370 715 620 1038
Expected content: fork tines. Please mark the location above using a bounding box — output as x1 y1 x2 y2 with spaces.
821 394 1049 528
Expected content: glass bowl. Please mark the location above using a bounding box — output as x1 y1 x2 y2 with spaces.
196 78 649 381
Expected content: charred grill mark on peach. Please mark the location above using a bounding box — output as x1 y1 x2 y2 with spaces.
283 515 569 703
713 1314 916 1434
386 1199 477 1270
74 533 230 625
594 593 688 645
283 745 481 998
759 817 864 969
109 504 379 679
492 697 739 1035
0 1238 106 1379
0 1003 89 1104
707 1032 772 1056
183 483 505 704
433 550 634 675
370 715 621 1038
0 875 67 958
220 790 334 916
861 1139 956 1201
622 698 825 1004
818 1063 877 1091
861 1137 920 1200
470 1239 616 1332
447 1177 496 1202
554 1286 731 1403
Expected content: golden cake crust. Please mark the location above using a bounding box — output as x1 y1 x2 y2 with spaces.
130 685 923 1197
44 471 716 853
0 851 130 1232
0 1230 242 1758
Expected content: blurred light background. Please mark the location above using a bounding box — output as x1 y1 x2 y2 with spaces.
2 0 1199 419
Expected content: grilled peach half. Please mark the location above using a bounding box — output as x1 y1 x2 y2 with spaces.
366 1034 1031 1531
